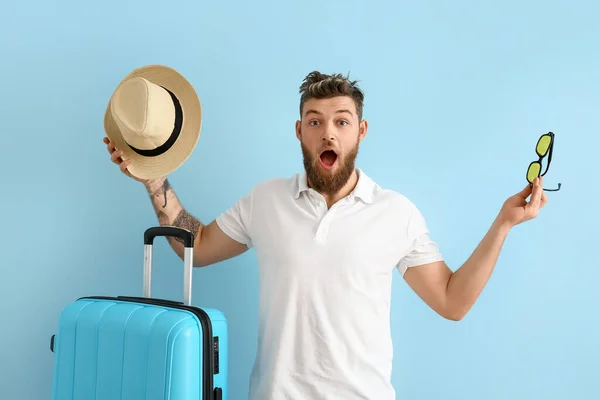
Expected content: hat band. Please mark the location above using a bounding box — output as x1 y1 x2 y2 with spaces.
127 86 183 157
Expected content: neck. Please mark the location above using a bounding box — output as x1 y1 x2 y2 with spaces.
309 169 359 208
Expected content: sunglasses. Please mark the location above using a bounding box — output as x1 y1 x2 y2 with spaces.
526 131 561 191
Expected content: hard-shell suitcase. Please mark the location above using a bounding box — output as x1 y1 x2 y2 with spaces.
50 226 228 400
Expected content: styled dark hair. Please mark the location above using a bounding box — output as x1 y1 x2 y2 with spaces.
299 71 365 120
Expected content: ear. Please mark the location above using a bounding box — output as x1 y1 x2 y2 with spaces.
358 119 368 142
295 120 301 141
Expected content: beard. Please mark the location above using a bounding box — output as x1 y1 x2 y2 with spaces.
301 138 359 196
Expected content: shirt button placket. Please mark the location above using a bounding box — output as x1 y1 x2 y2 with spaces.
315 202 340 243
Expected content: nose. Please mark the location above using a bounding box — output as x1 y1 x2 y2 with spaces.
320 122 337 141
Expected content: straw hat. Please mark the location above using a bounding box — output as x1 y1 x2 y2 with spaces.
104 64 202 180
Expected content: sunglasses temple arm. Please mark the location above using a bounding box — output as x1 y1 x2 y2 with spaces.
543 182 562 192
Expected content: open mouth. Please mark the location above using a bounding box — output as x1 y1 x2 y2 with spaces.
319 149 338 169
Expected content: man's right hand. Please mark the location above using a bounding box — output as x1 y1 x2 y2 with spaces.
103 136 157 184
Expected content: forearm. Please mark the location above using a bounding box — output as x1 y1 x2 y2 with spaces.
144 177 204 256
445 217 512 318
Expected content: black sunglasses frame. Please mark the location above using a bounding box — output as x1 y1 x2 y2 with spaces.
526 131 561 192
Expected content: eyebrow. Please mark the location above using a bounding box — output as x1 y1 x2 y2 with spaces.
304 109 354 117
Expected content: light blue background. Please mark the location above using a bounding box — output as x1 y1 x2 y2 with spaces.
1 0 598 399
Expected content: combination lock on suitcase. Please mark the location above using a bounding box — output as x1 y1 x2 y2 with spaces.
50 226 228 400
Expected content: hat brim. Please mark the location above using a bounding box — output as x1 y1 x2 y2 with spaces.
104 64 202 180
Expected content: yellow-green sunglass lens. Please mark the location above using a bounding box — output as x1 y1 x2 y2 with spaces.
536 135 552 157
527 162 541 183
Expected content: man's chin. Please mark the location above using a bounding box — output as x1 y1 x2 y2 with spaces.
310 165 347 186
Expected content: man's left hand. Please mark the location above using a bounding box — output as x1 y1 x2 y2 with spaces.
497 176 548 229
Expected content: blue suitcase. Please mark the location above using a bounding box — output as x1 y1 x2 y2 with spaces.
50 226 228 400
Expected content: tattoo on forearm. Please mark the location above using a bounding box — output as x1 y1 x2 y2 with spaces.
172 209 201 243
148 178 171 210
157 211 169 225
161 179 171 208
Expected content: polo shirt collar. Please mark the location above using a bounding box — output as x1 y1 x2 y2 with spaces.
293 168 374 204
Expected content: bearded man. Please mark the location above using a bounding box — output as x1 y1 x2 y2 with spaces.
104 70 548 400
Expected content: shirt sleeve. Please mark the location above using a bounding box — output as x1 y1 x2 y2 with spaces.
396 206 444 276
215 187 255 248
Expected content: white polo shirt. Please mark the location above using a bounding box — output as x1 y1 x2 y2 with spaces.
216 168 444 400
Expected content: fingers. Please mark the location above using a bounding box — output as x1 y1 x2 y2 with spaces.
119 159 132 174
516 183 533 199
105 137 115 155
525 177 543 216
532 177 543 204
104 136 131 175
110 147 124 164
105 137 124 165
540 188 548 208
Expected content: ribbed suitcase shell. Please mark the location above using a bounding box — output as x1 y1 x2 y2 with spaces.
50 296 228 400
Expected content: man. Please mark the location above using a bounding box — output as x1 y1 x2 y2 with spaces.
104 71 547 399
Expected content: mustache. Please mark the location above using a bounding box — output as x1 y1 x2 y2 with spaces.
318 140 339 153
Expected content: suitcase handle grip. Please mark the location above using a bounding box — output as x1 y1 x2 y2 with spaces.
144 226 194 248
143 226 195 306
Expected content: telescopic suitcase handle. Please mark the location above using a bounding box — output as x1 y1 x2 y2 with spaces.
143 226 195 306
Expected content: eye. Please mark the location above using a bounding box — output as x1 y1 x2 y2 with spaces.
309 120 319 126
338 120 349 126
